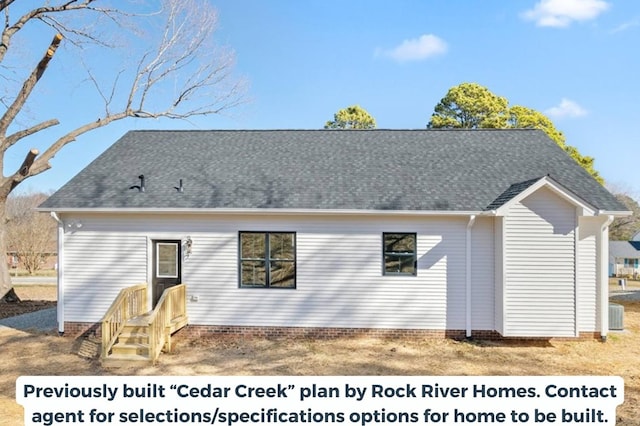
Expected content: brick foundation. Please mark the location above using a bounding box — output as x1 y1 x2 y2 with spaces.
63 322 101 338
165 325 603 341
62 322 602 341
177 325 470 340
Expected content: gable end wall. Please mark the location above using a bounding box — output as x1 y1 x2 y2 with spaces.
503 187 577 337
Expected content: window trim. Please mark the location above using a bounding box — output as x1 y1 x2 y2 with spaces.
239 231 297 289
382 232 417 276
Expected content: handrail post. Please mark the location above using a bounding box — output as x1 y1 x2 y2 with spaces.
147 283 187 362
123 293 129 324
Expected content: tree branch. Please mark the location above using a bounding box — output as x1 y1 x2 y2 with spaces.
0 1 106 63
0 33 62 138
3 0 245 194
18 148 38 176
0 0 17 13
2 119 59 152
4 148 38 193
38 13 114 48
28 111 128 177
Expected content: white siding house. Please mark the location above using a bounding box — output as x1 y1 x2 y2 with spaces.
40 130 628 339
609 241 640 278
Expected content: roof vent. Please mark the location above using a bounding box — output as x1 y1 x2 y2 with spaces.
129 174 145 192
175 179 184 193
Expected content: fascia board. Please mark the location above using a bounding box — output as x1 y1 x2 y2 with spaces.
37 207 487 217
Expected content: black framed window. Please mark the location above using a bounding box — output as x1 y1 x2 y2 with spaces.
383 233 417 276
240 232 296 288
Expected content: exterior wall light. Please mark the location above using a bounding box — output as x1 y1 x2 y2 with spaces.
184 236 193 259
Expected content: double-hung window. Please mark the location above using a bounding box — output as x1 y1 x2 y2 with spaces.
383 233 417 276
239 232 296 288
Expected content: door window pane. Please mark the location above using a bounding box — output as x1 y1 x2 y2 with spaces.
157 243 178 278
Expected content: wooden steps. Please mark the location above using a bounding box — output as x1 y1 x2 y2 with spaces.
101 284 187 366
102 315 153 366
102 314 189 366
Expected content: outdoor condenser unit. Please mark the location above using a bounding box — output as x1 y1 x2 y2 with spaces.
609 303 624 331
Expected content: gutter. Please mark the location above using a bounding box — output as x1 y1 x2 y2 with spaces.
36 207 489 217
50 212 64 335
598 210 632 217
466 215 477 338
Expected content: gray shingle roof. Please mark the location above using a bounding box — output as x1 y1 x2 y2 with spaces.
484 177 545 211
39 129 626 212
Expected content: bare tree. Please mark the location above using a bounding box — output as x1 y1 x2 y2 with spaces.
607 184 640 241
6 192 56 275
0 0 245 301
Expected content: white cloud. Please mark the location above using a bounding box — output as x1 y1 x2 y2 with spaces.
522 0 610 28
376 34 447 62
545 98 588 118
611 18 640 34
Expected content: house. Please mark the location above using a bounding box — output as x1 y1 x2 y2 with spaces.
39 129 629 341
609 241 640 278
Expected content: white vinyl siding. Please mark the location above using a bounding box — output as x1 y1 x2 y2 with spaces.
60 199 595 337
63 232 147 322
471 217 495 330
578 217 599 332
59 213 485 330
503 187 577 337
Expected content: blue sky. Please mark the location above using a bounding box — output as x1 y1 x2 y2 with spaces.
5 0 640 197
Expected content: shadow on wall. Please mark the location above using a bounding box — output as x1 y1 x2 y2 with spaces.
521 189 575 236
418 231 465 331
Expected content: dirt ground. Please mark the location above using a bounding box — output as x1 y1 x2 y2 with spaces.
0 286 56 320
1 284 639 425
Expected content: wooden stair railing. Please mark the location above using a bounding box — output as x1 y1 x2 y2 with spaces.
101 283 148 359
148 284 187 362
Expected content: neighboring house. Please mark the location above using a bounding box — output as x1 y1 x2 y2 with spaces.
609 241 640 277
39 129 629 340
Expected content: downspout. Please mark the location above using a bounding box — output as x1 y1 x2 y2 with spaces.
466 215 477 338
599 214 614 341
574 207 580 338
50 212 64 335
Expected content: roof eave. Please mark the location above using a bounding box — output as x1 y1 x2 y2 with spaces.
37 207 489 217
597 210 632 217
